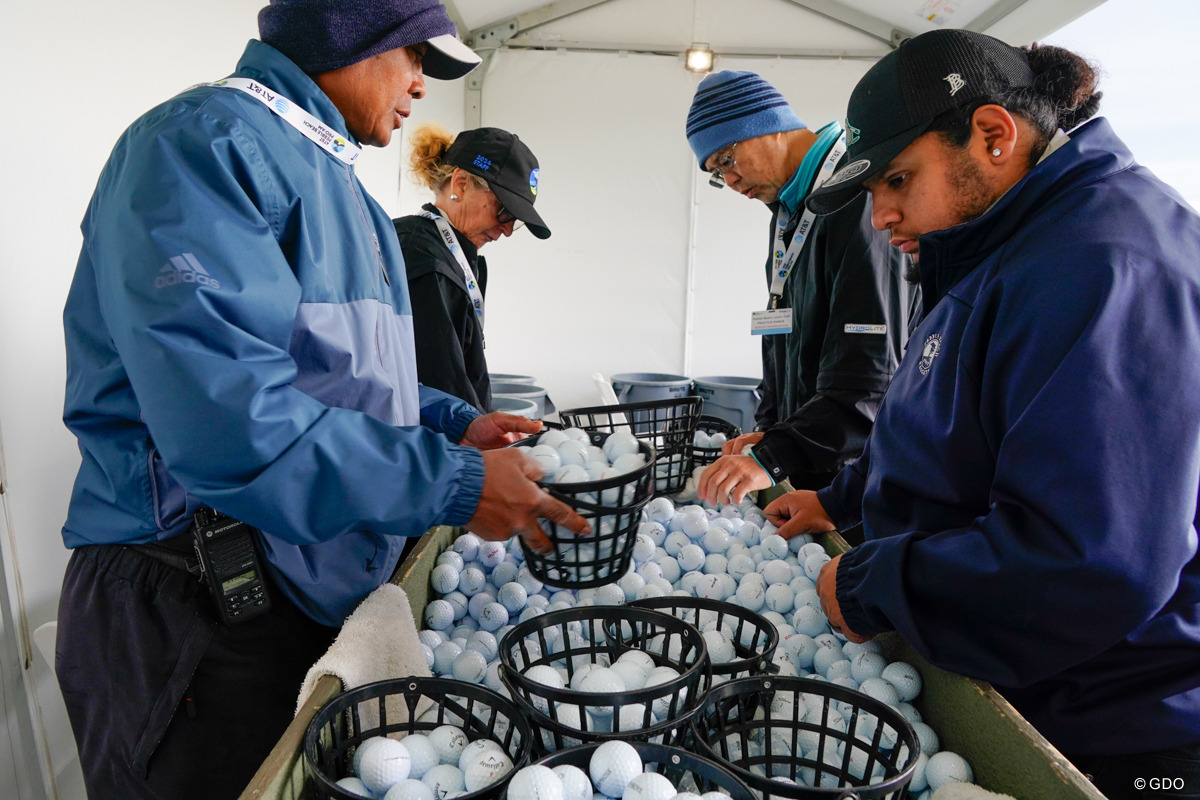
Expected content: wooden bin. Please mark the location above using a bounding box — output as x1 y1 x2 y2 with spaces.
240 493 1105 800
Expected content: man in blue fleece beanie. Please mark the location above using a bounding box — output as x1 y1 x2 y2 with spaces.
686 70 917 513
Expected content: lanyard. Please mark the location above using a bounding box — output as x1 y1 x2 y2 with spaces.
212 77 362 166
419 210 486 343
767 135 847 308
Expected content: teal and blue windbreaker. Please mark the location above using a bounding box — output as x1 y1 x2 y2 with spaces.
62 40 485 626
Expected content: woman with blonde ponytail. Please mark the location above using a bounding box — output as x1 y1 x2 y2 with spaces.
394 124 550 412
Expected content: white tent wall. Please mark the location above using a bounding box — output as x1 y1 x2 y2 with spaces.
438 48 876 410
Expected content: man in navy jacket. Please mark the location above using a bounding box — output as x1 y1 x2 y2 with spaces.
769 29 1200 799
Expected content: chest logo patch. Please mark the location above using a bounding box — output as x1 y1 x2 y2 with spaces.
918 332 942 375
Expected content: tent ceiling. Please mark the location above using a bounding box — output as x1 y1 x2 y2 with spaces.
445 0 1108 59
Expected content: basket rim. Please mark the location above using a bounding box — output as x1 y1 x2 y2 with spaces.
627 596 779 676
515 739 758 800
689 674 920 800
302 676 534 800
496 606 712 730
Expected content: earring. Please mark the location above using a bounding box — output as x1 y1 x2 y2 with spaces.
991 148 1002 157
450 194 459 201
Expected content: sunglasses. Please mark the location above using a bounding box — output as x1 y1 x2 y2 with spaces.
496 200 525 231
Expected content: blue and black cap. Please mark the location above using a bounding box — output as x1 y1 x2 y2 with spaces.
806 29 1034 216
446 128 550 239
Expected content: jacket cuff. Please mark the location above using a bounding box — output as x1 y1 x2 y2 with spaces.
445 406 482 445
439 446 485 527
835 545 895 639
752 432 805 485
748 451 777 486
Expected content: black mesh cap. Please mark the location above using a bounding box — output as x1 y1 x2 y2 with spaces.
807 29 1034 215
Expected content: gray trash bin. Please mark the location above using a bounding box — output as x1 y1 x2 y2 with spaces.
610 373 693 405
491 382 553 419
692 375 761 434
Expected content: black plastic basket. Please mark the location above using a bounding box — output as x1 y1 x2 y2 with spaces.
511 431 656 589
304 677 534 800
691 415 743 467
498 606 710 754
628 597 777 682
506 741 758 800
559 396 704 494
691 676 918 800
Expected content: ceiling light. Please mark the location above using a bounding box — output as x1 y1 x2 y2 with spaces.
685 44 714 73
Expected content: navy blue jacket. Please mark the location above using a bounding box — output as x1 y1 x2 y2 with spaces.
820 117 1200 755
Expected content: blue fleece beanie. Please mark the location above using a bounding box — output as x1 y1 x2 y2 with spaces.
686 70 806 168
259 0 457 75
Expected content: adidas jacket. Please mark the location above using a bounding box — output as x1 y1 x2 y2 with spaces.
62 40 484 626
819 117 1200 754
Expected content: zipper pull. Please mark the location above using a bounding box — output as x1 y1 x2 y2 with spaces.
373 234 390 287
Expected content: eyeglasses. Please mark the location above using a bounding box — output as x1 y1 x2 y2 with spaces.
707 141 739 188
496 201 525 231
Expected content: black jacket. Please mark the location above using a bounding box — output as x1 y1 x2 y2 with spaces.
394 205 491 412
751 190 919 490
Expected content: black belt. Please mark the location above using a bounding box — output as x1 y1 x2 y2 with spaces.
128 534 202 576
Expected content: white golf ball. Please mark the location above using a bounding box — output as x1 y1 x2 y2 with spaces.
401 734 439 779
428 726 468 765
602 431 640 462
421 763 466 798
589 741 642 798
477 540 507 568
462 746 514 792
881 661 923 702
624 773 676 800
359 738 412 796
337 776 374 798
451 649 488 683
385 779 435 800
538 429 570 447
508 765 564 800
558 439 591 468
431 564 461 594
925 751 973 790
553 765 594 800
563 427 591 444
453 533 482 562
424 600 455 631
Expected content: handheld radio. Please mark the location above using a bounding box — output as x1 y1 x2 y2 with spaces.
190 508 271 625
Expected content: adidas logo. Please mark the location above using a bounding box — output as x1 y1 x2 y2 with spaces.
155 253 221 290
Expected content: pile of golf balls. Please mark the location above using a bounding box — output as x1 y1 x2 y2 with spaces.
335 726 514 799
507 741 737 800
417 490 979 797
522 427 646 491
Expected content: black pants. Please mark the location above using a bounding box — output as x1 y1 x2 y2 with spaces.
56 544 337 800
1067 745 1200 800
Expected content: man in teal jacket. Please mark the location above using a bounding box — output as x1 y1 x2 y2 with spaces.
57 2 585 797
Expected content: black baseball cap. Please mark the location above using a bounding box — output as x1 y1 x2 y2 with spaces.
445 128 550 239
806 29 1034 216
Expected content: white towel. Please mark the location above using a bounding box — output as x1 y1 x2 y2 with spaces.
296 582 432 729
933 784 1019 800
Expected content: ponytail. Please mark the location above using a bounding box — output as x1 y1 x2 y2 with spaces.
929 43 1102 164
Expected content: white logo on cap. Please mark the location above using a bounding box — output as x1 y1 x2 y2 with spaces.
825 158 872 187
944 73 966 96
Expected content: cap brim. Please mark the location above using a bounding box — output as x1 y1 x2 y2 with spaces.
490 181 551 239
806 119 933 216
422 34 482 80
